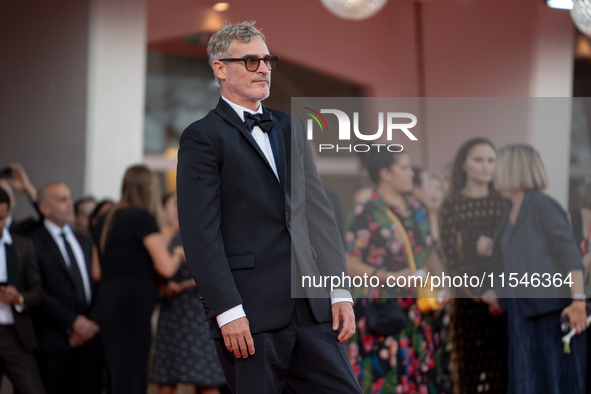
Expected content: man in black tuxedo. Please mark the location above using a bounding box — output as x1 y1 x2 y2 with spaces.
29 183 102 394
177 22 362 393
0 188 44 393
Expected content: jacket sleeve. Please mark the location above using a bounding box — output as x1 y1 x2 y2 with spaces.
297 118 350 291
177 123 243 320
537 194 584 273
20 238 43 311
41 291 78 331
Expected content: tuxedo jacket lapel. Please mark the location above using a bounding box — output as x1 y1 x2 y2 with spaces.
39 227 76 288
215 98 269 164
215 98 282 185
271 114 287 189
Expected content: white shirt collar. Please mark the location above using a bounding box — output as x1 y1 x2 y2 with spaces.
0 227 12 246
43 219 74 239
5 216 13 231
222 96 263 122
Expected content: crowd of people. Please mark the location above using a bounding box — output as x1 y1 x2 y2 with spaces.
0 163 224 394
2 137 589 394
343 140 590 394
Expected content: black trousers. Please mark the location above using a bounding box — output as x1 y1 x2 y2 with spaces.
214 298 362 394
0 325 44 394
36 335 103 394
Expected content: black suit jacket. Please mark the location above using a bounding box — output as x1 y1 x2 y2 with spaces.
491 190 584 318
29 225 98 352
177 98 348 339
4 235 43 350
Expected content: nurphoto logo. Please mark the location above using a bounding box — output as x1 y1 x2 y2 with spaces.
303 107 418 153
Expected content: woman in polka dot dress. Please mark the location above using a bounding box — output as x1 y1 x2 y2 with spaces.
151 193 225 394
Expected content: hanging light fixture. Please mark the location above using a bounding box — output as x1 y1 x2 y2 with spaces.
212 2 230 12
547 0 573 10
572 0 591 38
320 0 388 20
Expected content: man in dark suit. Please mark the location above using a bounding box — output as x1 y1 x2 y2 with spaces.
29 182 102 394
0 188 44 393
177 22 362 393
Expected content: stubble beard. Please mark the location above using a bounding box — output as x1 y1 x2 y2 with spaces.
226 75 271 104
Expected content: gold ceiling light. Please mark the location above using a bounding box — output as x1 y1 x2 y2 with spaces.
212 2 230 12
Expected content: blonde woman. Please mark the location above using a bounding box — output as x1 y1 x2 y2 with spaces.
92 165 182 394
486 144 587 394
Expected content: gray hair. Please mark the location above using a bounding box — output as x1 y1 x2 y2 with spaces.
207 21 265 82
207 21 265 67
37 182 66 205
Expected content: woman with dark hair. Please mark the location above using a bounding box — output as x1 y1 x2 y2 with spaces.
438 137 509 393
88 199 114 233
346 150 445 393
91 165 182 394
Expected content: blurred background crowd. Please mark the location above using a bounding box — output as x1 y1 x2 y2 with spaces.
0 163 226 394
2 135 591 394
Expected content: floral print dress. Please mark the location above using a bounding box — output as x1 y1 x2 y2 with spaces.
346 191 444 394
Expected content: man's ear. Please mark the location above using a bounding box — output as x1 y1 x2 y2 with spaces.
38 202 49 218
213 60 227 82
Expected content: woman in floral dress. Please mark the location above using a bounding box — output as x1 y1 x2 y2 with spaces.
346 151 445 394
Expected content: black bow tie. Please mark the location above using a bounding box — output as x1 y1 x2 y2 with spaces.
244 112 274 133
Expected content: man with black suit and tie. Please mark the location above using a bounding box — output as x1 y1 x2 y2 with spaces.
0 188 44 394
177 22 362 393
29 183 102 394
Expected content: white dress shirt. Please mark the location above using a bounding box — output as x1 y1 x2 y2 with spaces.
0 227 16 324
215 97 352 328
43 219 92 305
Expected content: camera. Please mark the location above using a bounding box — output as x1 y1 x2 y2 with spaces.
0 167 12 179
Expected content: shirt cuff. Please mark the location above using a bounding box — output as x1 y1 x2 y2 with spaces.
216 304 246 328
330 289 353 305
14 303 24 313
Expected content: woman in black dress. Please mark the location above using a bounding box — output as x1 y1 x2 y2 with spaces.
92 165 182 394
438 138 509 393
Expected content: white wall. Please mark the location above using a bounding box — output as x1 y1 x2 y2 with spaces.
85 0 147 200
